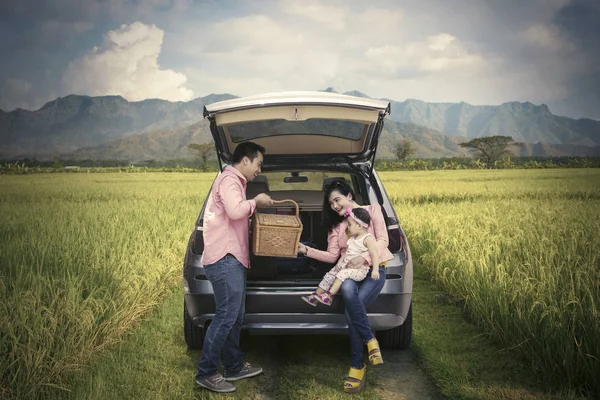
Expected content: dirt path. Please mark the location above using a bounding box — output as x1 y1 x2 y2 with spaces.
374 347 442 400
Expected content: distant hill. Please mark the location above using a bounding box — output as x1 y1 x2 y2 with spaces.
1 90 599 160
64 118 468 161
64 116 598 162
0 93 235 159
386 99 600 146
67 121 213 161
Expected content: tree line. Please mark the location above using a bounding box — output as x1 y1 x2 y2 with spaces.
3 136 599 173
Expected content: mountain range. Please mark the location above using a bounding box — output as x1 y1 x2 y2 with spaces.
1 89 599 161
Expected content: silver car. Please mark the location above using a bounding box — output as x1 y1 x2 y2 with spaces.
183 91 413 349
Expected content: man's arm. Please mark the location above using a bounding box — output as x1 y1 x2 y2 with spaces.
220 177 256 220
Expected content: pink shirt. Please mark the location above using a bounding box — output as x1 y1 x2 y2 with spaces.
305 204 393 266
201 166 257 268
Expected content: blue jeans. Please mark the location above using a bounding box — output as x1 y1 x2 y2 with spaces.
196 254 246 379
340 266 386 369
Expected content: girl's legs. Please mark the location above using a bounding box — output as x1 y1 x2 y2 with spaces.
329 278 343 295
313 277 343 305
341 266 386 368
333 268 369 296
318 264 342 292
302 264 341 306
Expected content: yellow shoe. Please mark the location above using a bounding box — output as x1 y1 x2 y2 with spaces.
343 366 366 394
367 338 383 365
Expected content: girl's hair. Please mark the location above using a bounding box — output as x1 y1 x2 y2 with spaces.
322 179 356 232
349 207 371 227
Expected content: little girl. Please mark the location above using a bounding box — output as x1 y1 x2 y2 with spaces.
301 207 379 306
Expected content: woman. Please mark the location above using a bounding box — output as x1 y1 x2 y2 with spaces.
298 179 393 393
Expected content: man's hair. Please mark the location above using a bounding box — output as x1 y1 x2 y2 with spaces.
350 207 371 226
232 142 266 164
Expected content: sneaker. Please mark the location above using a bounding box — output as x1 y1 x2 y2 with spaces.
223 362 263 381
195 373 236 393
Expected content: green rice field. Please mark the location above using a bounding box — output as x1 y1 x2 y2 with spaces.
381 169 600 396
1 169 599 399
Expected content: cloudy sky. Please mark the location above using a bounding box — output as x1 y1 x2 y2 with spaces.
1 0 599 119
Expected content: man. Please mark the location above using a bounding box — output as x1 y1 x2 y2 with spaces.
195 141 273 393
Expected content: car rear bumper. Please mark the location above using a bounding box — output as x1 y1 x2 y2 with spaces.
183 247 413 334
184 291 411 333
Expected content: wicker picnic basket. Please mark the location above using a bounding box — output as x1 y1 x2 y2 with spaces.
251 199 302 258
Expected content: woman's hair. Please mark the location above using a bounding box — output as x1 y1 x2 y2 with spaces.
322 179 356 232
349 207 371 227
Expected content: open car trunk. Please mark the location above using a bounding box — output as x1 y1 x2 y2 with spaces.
247 208 336 283
239 172 369 284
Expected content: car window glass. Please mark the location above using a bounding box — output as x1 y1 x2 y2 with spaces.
261 172 354 191
227 119 370 142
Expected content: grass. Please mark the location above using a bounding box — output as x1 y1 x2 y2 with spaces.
1 169 598 399
382 169 600 398
55 269 581 400
59 286 386 400
0 173 215 399
411 273 586 400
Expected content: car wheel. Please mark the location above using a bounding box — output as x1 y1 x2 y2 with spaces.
184 300 205 349
377 302 412 349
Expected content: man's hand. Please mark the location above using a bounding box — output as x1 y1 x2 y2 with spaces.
371 268 380 280
347 256 367 269
254 193 273 207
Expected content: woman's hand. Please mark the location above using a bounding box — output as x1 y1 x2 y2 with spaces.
298 243 307 255
347 256 367 269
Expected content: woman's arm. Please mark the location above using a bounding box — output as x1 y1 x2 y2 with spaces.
301 228 342 263
359 204 389 265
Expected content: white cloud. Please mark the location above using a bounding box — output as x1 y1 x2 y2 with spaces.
2 0 597 118
427 33 455 51
61 22 193 102
170 2 585 109
362 33 486 77
282 0 348 30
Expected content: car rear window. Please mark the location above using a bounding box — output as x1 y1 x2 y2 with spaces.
226 119 370 142
262 172 355 192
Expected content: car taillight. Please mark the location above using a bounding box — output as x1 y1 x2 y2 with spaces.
191 228 204 254
387 227 402 253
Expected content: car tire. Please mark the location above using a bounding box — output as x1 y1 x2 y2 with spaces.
184 300 205 349
377 302 412 349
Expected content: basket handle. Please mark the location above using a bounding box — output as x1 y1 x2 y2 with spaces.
272 199 299 217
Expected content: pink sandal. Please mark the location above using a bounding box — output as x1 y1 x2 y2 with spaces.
301 293 318 307
314 291 334 306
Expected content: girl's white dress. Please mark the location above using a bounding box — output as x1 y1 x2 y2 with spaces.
318 232 373 291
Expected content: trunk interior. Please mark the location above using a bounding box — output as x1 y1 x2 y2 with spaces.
247 209 335 283
242 173 365 283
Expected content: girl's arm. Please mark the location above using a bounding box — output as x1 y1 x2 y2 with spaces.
363 235 380 280
359 204 389 265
